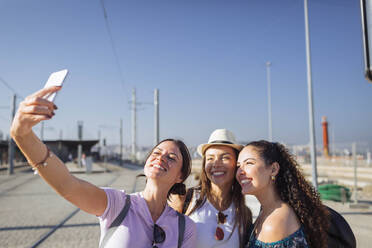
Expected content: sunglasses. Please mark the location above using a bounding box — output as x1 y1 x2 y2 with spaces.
152 224 166 248
215 211 227 241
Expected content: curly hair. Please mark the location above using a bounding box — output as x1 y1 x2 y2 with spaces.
188 149 252 248
246 140 329 248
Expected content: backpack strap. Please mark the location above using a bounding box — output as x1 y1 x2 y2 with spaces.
177 212 186 248
100 195 131 248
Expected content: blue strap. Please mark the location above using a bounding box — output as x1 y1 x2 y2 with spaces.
177 212 185 248
100 195 131 248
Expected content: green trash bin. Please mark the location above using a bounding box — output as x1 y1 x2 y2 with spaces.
318 184 351 202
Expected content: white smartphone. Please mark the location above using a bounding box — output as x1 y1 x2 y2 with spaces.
43 69 69 102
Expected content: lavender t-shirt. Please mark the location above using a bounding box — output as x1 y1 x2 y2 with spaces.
98 188 196 248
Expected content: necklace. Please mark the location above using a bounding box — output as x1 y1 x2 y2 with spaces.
215 211 227 241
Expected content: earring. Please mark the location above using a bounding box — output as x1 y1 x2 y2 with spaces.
271 175 276 181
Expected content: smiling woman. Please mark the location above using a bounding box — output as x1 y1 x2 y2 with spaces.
236 141 329 248
10 86 196 248
144 139 192 197
170 129 252 248
99 139 195 247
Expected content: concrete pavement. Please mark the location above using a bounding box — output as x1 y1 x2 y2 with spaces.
0 162 145 248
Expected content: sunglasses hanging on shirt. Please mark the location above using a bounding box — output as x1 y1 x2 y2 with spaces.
152 224 166 248
215 211 227 241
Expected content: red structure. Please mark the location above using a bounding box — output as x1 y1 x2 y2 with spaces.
321 116 329 157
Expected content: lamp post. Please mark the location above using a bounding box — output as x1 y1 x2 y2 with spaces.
266 61 273 142
131 88 137 162
304 0 318 189
120 119 123 166
8 94 16 175
77 121 83 167
154 89 159 145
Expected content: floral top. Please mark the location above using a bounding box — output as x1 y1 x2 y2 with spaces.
246 226 309 248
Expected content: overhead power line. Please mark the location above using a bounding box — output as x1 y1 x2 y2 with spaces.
99 0 126 95
0 76 24 99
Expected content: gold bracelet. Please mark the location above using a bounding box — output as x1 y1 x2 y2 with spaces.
29 147 53 174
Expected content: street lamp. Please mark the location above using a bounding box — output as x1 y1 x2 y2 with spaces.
266 61 273 142
304 0 318 189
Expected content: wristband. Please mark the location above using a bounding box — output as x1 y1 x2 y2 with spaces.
29 147 53 174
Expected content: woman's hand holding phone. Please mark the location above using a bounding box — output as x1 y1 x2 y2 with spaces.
11 69 68 138
10 86 60 138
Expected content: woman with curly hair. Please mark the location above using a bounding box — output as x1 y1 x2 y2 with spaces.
236 140 329 248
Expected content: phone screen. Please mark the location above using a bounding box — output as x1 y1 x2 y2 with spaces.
361 0 372 82
43 69 68 102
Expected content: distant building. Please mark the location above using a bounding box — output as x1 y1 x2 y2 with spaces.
0 139 99 165
0 140 25 165
44 140 99 162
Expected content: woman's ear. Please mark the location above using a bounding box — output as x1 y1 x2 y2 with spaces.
271 162 280 177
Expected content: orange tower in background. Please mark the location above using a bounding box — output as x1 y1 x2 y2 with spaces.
321 116 329 157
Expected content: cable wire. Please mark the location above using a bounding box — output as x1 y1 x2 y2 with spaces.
99 0 126 96
0 76 24 99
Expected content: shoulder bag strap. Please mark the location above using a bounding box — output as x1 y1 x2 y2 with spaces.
100 194 131 248
177 212 186 248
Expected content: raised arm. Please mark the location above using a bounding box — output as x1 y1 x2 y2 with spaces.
10 86 107 216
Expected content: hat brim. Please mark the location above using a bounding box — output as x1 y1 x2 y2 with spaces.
197 143 243 156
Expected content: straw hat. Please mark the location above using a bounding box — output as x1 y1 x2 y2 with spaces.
197 129 243 156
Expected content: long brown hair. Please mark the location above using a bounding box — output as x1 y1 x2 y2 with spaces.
188 148 252 248
246 140 329 248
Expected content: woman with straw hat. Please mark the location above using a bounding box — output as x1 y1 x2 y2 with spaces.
171 129 252 248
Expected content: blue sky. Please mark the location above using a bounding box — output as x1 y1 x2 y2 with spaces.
0 0 371 151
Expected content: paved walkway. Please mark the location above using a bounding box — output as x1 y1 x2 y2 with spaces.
0 163 371 247
0 162 145 248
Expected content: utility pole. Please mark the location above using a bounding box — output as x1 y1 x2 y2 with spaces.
77 121 83 167
352 142 358 204
154 89 159 145
8 94 16 175
304 0 318 189
129 88 158 161
266 61 273 142
59 129 63 140
97 129 101 160
131 88 137 161
58 129 62 151
331 125 335 159
120 119 123 166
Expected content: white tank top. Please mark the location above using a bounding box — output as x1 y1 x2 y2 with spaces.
188 197 240 248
